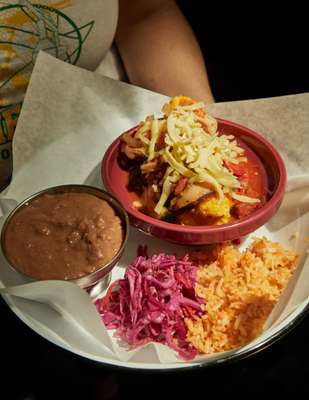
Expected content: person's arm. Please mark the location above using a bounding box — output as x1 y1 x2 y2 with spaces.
115 0 215 103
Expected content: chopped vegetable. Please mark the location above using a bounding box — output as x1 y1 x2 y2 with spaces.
96 252 201 360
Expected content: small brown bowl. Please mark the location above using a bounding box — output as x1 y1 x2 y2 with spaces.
0 185 129 292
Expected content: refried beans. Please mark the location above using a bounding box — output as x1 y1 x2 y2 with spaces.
3 192 123 280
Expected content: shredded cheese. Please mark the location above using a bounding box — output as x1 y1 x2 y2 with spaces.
231 192 261 204
154 170 179 215
148 118 160 161
133 97 260 216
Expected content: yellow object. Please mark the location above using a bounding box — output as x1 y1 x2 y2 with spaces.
170 96 194 108
198 196 233 224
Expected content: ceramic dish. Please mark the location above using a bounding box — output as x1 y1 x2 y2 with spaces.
102 119 286 245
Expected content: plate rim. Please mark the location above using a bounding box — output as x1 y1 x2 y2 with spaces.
2 279 308 371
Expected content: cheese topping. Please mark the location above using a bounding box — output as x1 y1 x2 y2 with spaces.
134 97 259 216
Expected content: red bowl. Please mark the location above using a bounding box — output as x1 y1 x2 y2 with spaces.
101 118 286 245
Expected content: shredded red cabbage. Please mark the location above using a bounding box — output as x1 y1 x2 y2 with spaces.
96 253 201 360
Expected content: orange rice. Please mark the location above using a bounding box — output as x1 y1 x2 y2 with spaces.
186 237 298 354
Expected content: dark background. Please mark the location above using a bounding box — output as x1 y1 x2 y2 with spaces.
2 4 309 399
177 1 309 102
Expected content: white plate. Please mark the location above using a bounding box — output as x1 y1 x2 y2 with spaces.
1 172 308 370
1 223 309 371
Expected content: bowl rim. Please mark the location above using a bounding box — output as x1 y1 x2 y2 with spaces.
102 118 287 235
0 184 130 287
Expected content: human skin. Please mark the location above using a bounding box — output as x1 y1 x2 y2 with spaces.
116 0 215 103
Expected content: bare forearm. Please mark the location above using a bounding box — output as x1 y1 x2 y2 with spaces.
116 0 214 103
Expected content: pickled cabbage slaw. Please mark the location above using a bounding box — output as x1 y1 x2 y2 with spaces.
120 96 261 221
96 249 201 360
